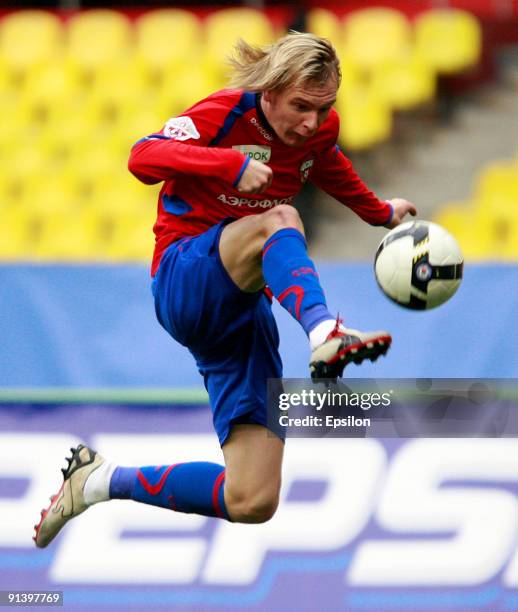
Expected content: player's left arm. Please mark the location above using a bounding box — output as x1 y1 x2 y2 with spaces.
311 111 416 228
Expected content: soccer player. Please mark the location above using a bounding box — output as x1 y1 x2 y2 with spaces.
34 32 416 547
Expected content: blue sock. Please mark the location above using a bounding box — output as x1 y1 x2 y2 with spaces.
262 228 333 334
109 462 230 520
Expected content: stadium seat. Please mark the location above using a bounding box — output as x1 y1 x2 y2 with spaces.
434 201 490 260
306 9 342 47
135 9 203 80
155 67 220 119
0 10 63 76
342 8 412 74
414 9 482 75
83 63 146 132
371 55 436 111
66 10 134 76
475 162 518 258
105 210 155 261
204 8 276 84
474 160 518 203
0 208 35 259
17 62 79 130
31 210 98 260
336 85 392 151
436 159 518 260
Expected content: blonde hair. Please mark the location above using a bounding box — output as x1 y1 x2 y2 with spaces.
228 31 341 92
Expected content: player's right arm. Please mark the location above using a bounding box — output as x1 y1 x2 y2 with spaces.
128 91 250 188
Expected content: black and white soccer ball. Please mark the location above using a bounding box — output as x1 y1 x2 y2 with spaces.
374 220 463 310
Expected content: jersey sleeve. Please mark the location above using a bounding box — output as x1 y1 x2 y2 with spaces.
128 90 248 187
311 111 393 226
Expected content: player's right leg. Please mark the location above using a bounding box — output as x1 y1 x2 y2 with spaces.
34 420 284 548
219 205 391 379
222 423 284 523
33 445 107 548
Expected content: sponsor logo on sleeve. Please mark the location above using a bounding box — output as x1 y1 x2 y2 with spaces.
163 116 201 141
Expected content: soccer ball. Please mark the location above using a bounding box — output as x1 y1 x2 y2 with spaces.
374 220 463 310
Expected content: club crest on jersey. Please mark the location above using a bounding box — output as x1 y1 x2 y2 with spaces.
300 159 314 183
163 116 200 141
232 145 271 163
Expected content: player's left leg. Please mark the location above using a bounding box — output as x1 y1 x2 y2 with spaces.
219 205 391 378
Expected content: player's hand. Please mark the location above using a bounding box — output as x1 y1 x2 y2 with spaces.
236 159 273 194
385 198 417 229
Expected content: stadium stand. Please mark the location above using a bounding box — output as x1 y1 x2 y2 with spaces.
436 157 518 259
0 5 496 262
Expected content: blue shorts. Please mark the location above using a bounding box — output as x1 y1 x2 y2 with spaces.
152 219 284 446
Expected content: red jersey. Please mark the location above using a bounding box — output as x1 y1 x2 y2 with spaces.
128 89 393 276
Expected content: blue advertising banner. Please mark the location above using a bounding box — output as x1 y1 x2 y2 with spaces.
2 403 518 611
0 263 517 391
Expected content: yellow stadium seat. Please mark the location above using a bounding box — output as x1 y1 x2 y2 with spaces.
31 210 97 261
474 160 518 203
17 173 77 219
135 9 203 79
2 146 49 191
0 208 35 260
435 157 518 261
155 67 220 119
0 10 63 75
336 84 392 151
204 8 275 83
64 147 125 206
467 160 518 259
111 108 163 157
342 8 412 73
414 9 482 75
0 55 14 92
434 201 491 260
105 211 155 262
306 9 342 47
78 205 153 262
371 55 436 111
17 61 80 129
66 10 133 75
